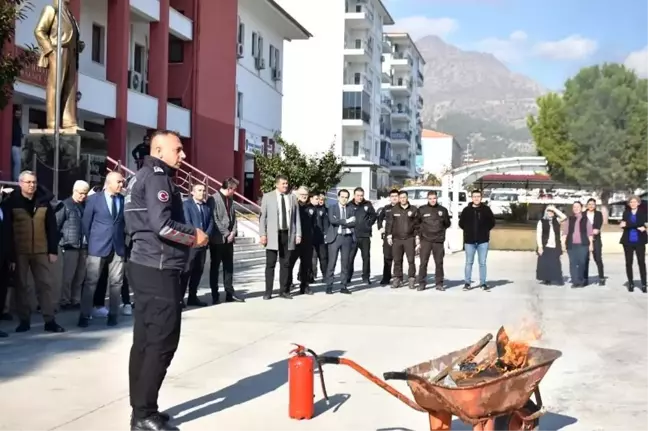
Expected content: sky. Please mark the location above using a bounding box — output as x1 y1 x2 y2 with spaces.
384 0 648 90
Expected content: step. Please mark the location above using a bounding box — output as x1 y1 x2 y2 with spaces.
234 236 256 245
234 242 263 252
234 248 266 261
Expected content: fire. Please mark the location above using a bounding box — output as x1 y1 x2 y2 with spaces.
500 320 543 369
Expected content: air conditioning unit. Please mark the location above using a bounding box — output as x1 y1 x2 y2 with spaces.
237 43 244 58
272 69 282 81
255 57 266 70
128 70 144 92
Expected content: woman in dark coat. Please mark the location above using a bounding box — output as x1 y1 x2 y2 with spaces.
536 205 568 285
620 195 647 293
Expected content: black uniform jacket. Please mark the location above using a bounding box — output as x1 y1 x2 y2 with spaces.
418 204 451 243
349 199 376 238
385 204 420 240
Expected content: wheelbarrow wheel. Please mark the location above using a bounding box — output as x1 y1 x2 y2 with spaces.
493 400 540 430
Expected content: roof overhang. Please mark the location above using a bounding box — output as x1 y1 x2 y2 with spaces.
376 0 395 25
384 32 426 64
451 157 548 188
241 0 312 41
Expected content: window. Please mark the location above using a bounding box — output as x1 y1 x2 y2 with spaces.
91 23 105 64
169 35 184 63
251 32 258 57
371 170 378 190
352 140 359 156
257 35 264 59
269 45 281 70
338 172 363 188
237 18 245 45
133 43 145 73
236 91 243 118
168 98 183 107
342 91 372 124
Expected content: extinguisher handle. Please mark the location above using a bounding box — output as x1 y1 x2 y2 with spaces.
383 371 411 381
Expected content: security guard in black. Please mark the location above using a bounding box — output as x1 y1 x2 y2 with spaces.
125 144 201 430
417 191 451 290
377 189 399 284
347 187 376 284
310 195 329 282
385 191 420 288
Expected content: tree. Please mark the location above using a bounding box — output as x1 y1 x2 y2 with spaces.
0 1 38 109
528 64 648 198
254 135 346 194
405 173 441 187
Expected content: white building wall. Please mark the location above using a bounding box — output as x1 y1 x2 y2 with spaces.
236 6 285 151
421 136 462 177
276 0 346 156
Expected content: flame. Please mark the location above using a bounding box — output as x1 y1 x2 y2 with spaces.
500 319 543 369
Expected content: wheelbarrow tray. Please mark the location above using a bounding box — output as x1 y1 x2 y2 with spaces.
403 343 562 422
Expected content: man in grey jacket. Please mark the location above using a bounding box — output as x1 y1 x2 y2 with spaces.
207 177 245 304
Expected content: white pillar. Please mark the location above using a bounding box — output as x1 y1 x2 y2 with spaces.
444 173 463 253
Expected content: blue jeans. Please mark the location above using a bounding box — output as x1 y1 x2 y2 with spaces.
465 242 489 285
567 245 589 285
11 146 21 181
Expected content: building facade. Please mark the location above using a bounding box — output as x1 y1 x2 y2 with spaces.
277 0 394 199
420 129 463 178
1 0 307 198
382 32 425 185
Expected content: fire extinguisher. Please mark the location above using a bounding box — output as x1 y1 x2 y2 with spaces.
288 344 330 420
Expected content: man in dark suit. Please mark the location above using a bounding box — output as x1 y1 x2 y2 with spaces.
325 189 355 295
309 193 328 282
181 184 213 307
584 198 605 286
78 172 127 327
0 188 14 337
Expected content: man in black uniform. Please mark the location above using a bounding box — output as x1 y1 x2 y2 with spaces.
347 187 376 285
124 130 209 431
289 187 315 295
309 193 328 282
417 191 451 291
377 189 399 285
385 190 420 289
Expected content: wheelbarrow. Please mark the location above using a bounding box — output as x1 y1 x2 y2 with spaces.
315 333 562 430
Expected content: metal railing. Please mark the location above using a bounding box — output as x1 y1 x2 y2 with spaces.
391 130 411 141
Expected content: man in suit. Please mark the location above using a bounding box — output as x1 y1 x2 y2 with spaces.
259 174 302 300
325 189 355 295
310 193 328 282
584 198 605 286
181 184 213 307
208 177 245 304
78 172 127 327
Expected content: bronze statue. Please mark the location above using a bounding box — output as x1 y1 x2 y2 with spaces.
34 0 84 132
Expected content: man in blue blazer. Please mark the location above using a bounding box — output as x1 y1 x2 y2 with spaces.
78 172 127 327
325 189 356 295
181 183 213 307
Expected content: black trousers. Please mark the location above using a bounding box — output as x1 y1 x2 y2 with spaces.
583 238 604 283
181 247 207 299
311 242 328 281
326 235 353 287
128 262 182 419
0 260 9 316
347 236 371 283
265 230 291 295
381 235 393 282
418 240 445 286
289 240 313 287
393 237 416 280
94 262 131 306
209 243 234 300
623 243 647 285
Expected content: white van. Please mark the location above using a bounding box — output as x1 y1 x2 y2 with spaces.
485 190 520 217
375 186 468 215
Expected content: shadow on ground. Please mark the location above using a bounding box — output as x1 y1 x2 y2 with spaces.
450 412 577 430
166 350 346 425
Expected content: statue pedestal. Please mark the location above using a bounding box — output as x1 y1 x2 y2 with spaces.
24 129 107 199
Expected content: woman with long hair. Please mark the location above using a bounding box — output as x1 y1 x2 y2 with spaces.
536 205 568 285
620 195 647 293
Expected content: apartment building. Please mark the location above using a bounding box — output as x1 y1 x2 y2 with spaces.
420 129 463 178
277 0 394 199
1 0 307 192
382 32 425 185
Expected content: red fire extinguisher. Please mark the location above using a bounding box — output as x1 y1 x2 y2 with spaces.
288 344 330 420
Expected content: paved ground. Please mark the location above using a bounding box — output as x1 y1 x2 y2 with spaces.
0 248 646 431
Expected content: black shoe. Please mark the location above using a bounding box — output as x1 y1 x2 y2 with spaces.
379 279 390 286
408 278 416 290
0 330 8 338
480 284 490 291
363 279 372 286
417 284 426 292
299 286 313 295
44 320 65 333
187 297 208 307
583 279 589 286
641 284 647 294
598 278 606 286
78 315 90 328
107 314 118 327
279 292 293 299
627 283 635 292
180 301 187 309
212 295 221 305
0 312 12 321
305 286 314 295
15 321 30 332
541 280 550 285
158 412 170 422
391 279 401 289
225 293 245 303
263 294 272 300
131 414 178 431
462 283 472 291
325 287 333 295
571 284 583 289
340 287 352 295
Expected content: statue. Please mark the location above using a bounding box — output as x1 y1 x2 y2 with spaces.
34 0 84 132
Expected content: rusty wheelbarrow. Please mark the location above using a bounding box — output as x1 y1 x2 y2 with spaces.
317 334 562 430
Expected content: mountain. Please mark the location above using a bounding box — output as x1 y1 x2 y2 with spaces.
416 35 547 159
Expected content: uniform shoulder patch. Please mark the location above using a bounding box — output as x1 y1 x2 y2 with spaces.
153 166 164 174
157 190 170 202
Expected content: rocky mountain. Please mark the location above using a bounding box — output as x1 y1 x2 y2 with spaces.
417 35 547 159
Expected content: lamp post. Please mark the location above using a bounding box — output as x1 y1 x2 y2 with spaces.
52 1 64 200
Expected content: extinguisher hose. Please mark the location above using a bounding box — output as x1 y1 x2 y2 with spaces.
306 348 330 404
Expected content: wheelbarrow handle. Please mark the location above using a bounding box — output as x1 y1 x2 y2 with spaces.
383 371 410 381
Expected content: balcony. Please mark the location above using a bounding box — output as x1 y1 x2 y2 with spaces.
389 77 412 96
169 7 193 41
391 104 411 120
344 4 374 29
127 90 158 129
78 74 116 118
379 124 392 138
382 35 392 53
390 159 411 173
343 74 372 94
381 96 392 113
129 0 160 21
381 72 391 84
343 39 374 63
167 103 191 137
342 109 371 129
391 129 411 144
391 51 413 71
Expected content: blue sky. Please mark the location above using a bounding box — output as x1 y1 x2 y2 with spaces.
386 0 648 89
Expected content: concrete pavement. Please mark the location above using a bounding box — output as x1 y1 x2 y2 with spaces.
0 250 646 431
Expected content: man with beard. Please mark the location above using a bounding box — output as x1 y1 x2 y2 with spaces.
459 190 496 291
417 191 451 291
346 187 376 285
376 189 399 285
385 190 420 289
309 193 328 283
